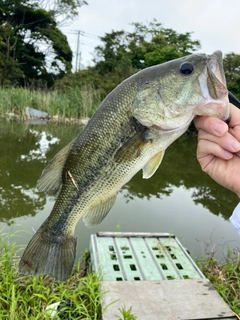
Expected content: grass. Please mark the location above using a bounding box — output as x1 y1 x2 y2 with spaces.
1 230 240 319
0 232 102 319
0 86 102 121
197 249 240 317
115 306 137 320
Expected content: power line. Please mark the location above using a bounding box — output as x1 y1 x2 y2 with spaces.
81 42 96 48
81 31 99 40
64 29 101 70
68 29 100 71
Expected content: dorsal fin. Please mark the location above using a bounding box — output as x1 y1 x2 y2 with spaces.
83 193 118 227
37 139 75 195
142 151 165 179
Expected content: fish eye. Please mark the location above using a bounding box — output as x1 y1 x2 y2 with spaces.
179 62 194 75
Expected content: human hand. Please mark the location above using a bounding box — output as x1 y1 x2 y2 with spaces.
194 103 240 198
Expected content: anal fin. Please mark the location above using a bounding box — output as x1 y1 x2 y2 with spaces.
142 151 165 179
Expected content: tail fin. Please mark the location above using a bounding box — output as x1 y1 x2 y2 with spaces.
18 229 77 281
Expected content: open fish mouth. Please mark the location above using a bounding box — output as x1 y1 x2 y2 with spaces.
206 51 240 114
194 51 230 121
133 50 231 134
155 51 230 133
207 50 227 91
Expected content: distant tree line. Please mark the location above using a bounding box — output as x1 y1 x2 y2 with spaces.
0 4 240 100
54 20 240 100
54 20 202 97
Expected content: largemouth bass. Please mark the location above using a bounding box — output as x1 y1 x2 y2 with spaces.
19 51 230 281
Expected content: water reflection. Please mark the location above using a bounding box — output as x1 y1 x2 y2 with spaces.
0 120 239 260
0 121 82 222
20 130 60 162
124 133 238 219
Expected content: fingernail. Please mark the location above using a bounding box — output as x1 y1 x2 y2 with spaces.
213 123 227 135
231 140 240 151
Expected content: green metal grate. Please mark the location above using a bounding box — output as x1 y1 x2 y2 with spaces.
90 232 205 281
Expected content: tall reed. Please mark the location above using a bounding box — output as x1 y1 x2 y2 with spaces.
0 86 102 121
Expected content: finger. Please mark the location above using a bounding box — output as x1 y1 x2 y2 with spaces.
194 116 228 136
228 103 240 128
198 129 240 153
197 138 234 165
194 103 240 136
228 104 240 141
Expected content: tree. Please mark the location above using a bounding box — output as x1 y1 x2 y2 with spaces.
94 20 201 71
56 20 202 98
0 0 73 87
91 20 201 94
223 53 240 99
127 21 200 69
36 0 88 26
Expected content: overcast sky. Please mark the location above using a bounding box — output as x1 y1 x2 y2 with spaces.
60 0 240 70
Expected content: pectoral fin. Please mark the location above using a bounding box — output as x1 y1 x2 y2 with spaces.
115 131 150 163
83 193 118 227
142 151 165 179
37 139 75 195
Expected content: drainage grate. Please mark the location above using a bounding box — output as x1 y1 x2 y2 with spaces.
90 232 205 281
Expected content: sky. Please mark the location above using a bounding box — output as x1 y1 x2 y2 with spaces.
60 0 240 70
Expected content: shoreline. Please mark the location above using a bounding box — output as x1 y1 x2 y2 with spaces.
2 111 90 126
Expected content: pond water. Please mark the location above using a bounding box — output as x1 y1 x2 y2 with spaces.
0 119 239 263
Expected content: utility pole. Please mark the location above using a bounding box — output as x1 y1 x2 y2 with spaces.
75 30 81 72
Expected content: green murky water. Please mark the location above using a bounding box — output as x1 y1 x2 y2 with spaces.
0 119 239 261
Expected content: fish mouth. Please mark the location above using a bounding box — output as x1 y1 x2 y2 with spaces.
154 51 230 133
133 51 230 134
193 51 230 121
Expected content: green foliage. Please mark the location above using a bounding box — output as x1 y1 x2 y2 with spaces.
0 0 73 87
127 21 201 69
0 232 102 319
224 53 240 99
0 232 239 318
0 86 101 120
40 0 88 25
115 306 137 320
94 20 200 72
197 250 240 316
57 19 201 97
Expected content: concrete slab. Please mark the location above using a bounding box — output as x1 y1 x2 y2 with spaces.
101 279 236 320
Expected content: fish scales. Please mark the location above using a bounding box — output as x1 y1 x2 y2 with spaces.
19 51 230 281
48 80 141 227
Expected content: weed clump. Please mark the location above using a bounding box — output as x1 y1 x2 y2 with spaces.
197 249 240 316
0 234 102 319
